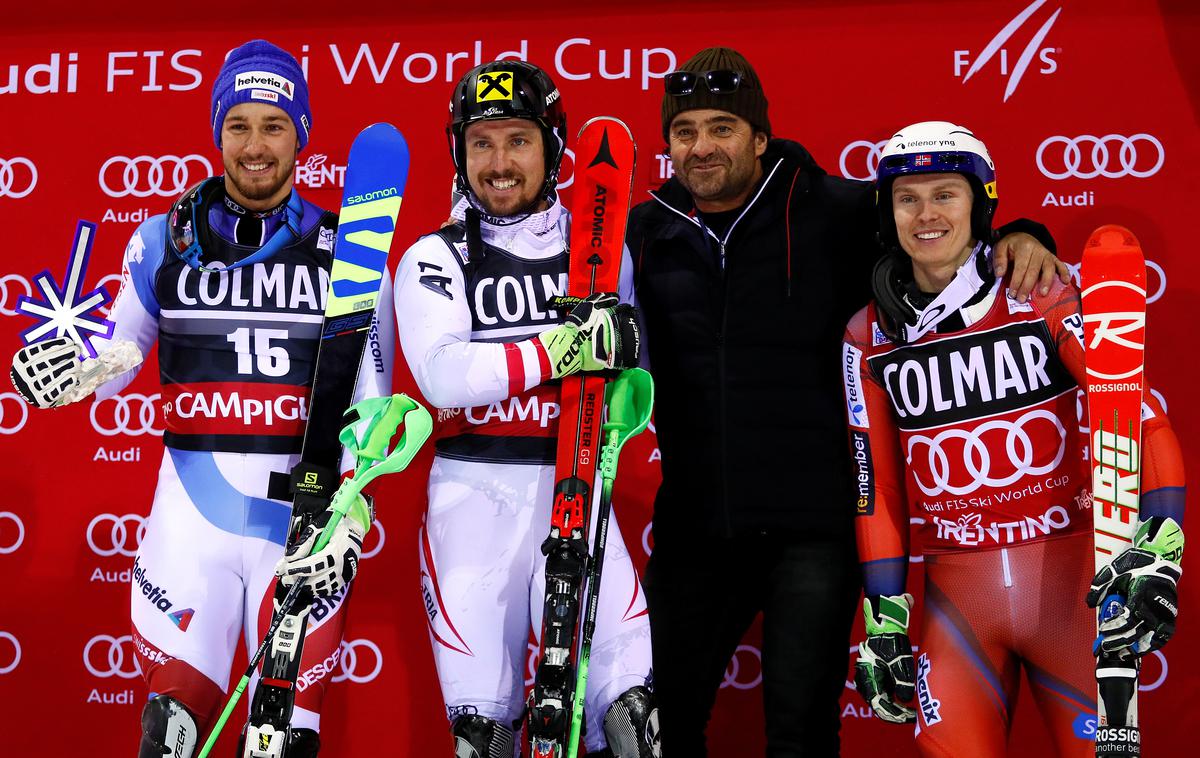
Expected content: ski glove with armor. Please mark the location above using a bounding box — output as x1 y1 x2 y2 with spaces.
536 292 640 379
1087 516 1184 657
855 593 917 724
10 336 142 408
275 492 374 596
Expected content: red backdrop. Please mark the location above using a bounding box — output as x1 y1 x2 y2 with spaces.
1 0 1197 754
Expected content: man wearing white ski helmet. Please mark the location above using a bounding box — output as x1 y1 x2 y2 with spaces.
8 39 392 758
627 45 1070 757
846 121 1186 757
394 60 657 758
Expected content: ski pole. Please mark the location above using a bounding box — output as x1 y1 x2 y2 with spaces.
565 368 654 758
197 394 432 758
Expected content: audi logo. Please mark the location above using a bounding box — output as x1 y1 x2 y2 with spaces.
721 644 762 690
83 634 142 679
1036 134 1165 180
1139 650 1168 692
907 409 1066 497
909 517 925 564
0 273 33 316
0 512 25 554
0 393 29 435
90 393 163 437
361 519 386 560
0 157 38 198
333 638 382 684
86 513 147 557
641 521 653 559
526 642 539 687
96 274 124 317
0 632 20 675
99 154 213 198
839 139 888 181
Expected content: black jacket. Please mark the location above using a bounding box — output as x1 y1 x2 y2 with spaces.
628 139 878 543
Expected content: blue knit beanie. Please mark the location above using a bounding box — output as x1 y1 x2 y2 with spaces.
211 40 311 150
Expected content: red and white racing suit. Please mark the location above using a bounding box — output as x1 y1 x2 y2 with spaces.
843 270 1184 757
395 198 652 751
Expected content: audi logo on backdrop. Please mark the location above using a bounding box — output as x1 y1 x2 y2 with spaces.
90 393 163 437
0 157 38 198
99 154 213 198
1036 134 1165 180
0 393 29 435
86 513 147 557
1 273 33 316
0 512 26 555
361 519 386 560
83 634 141 679
721 644 762 690
96 274 124 317
0 632 20 675
333 639 382 684
839 139 888 181
907 410 1067 497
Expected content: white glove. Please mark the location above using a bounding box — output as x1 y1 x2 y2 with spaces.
275 492 373 596
10 336 142 408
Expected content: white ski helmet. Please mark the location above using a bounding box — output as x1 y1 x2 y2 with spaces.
876 121 997 250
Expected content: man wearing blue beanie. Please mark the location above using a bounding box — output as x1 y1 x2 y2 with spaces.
9 38 393 758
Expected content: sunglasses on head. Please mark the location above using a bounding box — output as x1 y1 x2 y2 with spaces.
664 69 743 96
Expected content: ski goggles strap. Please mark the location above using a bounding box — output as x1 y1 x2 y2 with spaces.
167 177 305 272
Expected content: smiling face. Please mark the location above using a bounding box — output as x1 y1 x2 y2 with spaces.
464 118 547 217
891 173 977 291
667 108 766 212
220 102 298 211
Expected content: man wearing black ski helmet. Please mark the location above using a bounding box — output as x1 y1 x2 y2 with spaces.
395 60 656 758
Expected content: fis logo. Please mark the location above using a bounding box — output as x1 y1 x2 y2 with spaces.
952 0 1062 102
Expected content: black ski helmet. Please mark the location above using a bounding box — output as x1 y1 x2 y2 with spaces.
447 61 568 205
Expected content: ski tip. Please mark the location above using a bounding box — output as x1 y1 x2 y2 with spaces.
577 116 633 141
1086 224 1140 251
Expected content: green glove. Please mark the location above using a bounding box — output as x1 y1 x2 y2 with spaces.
855 593 917 724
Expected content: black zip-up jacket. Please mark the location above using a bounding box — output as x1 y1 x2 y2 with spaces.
627 139 877 543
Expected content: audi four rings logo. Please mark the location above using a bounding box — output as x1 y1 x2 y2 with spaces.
0 157 38 198
99 155 213 198
0 512 26 554
839 140 888 181
361 519 385 560
1 273 34 316
0 393 29 435
907 410 1067 497
86 513 147 557
96 274 124 317
1037 134 1165 180
83 634 141 679
333 639 382 684
90 393 163 437
721 644 762 690
0 632 20 675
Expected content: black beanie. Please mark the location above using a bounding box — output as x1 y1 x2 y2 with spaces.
661 47 771 141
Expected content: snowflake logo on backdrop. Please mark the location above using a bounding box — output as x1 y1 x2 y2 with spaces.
15 220 114 358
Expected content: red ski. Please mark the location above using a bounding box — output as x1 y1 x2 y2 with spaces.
527 117 636 758
1082 224 1147 758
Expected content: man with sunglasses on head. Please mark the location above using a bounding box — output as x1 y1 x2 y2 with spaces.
626 46 1067 756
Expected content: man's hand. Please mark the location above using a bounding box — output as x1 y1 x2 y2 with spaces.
993 232 1070 302
1087 516 1183 657
536 292 641 379
855 593 918 724
275 492 374 597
